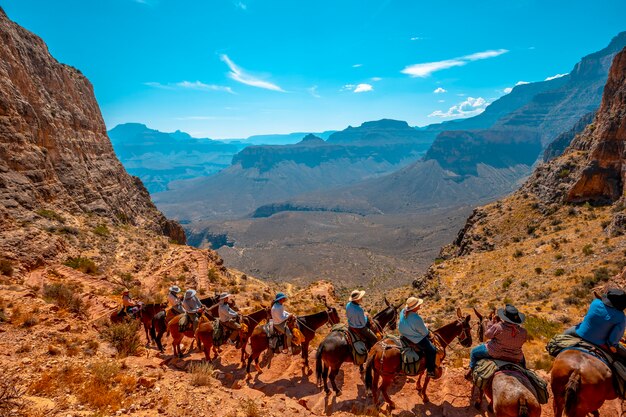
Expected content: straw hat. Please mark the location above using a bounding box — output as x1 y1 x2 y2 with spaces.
348 290 366 302
184 289 197 300
219 292 231 301
169 285 181 293
405 297 423 311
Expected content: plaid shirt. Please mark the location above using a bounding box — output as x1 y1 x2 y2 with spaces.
484 320 527 363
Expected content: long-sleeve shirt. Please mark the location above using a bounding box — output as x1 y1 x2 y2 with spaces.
182 295 203 314
575 298 626 347
346 301 368 329
167 293 181 308
219 301 238 322
398 308 429 343
484 320 527 363
122 295 135 307
271 303 290 324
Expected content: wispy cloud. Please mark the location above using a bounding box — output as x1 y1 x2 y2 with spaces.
220 54 285 92
144 81 235 94
352 64 363 68
370 77 382 82
433 87 447 94
410 36 423 41
515 81 530 86
428 97 489 119
234 1 247 10
503 87 513 94
545 73 568 81
354 83 373 93
308 85 321 98
401 49 508 77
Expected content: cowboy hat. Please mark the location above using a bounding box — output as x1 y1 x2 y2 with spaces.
184 289 197 299
497 304 525 324
602 288 626 311
219 292 231 301
405 297 424 311
274 292 287 303
169 285 181 293
348 290 366 302
122 289 130 294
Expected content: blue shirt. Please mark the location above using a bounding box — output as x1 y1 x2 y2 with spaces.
398 308 429 344
576 298 626 347
346 301 368 328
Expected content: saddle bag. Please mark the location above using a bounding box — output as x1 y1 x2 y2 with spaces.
212 319 224 346
472 359 549 404
546 334 582 357
178 314 188 333
353 340 368 366
401 347 421 376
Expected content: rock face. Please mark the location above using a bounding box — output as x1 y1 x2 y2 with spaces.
0 7 185 267
543 112 595 162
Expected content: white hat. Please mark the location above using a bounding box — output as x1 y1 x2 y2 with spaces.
219 292 231 300
169 286 181 293
348 290 366 302
405 297 424 310
184 289 196 299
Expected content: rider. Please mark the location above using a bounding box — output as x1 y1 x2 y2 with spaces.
346 290 378 349
564 288 626 360
181 289 203 332
466 304 528 380
398 297 437 378
218 292 242 347
167 285 183 313
271 292 293 353
121 289 139 317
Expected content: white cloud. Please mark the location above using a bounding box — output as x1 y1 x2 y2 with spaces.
401 49 508 77
433 87 447 94
352 64 363 68
410 37 423 41
370 77 382 82
354 83 373 93
144 81 234 94
545 73 568 81
438 99 445 103
515 81 530 86
220 54 285 92
234 1 247 10
428 97 489 119
340 84 355 91
503 87 513 94
308 85 321 98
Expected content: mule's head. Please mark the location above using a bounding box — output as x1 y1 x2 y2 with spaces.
327 306 340 325
473 307 485 343
456 307 473 348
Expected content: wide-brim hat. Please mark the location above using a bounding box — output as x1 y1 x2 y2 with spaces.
348 290 366 302
184 289 197 300
603 288 626 311
406 297 424 310
169 285 181 293
219 292 231 300
497 304 525 324
122 289 130 294
274 292 287 302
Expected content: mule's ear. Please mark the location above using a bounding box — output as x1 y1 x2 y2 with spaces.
456 307 462 318
593 290 601 300
384 297 390 307
473 307 483 321
465 315 471 323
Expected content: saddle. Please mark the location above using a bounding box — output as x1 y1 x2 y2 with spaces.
263 320 285 352
212 319 225 346
547 334 626 398
178 313 195 333
331 324 368 366
472 359 549 404
379 335 423 375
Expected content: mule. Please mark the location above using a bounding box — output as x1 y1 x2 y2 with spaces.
294 296 340 374
551 349 616 417
111 302 166 345
245 315 299 379
364 308 472 409
238 306 271 364
167 311 210 358
315 297 402 396
470 308 542 417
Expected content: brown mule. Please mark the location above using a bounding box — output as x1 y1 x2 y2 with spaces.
245 315 299 380
551 349 616 417
167 311 210 358
364 308 472 409
238 306 271 365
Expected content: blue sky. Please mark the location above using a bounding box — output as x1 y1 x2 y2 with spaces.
3 0 626 138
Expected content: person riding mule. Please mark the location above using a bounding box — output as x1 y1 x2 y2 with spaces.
466 304 527 380
118 290 141 318
167 285 183 313
180 289 203 333
398 297 437 378
564 288 626 361
218 292 242 347
346 290 378 349
271 292 293 353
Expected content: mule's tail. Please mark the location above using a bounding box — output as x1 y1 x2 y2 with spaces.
518 398 529 417
364 354 374 392
564 369 580 417
315 343 324 385
149 318 157 342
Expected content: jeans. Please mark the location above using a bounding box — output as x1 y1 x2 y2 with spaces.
469 343 491 369
350 326 379 349
416 336 437 373
274 321 293 348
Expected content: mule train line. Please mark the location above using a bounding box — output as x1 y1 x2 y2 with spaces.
108 287 626 416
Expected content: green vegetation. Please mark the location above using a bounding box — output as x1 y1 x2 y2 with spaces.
0 259 13 277
558 168 570 178
64 257 98 274
207 267 220 283
525 315 562 341
512 249 524 259
189 362 217 386
43 283 84 314
36 208 64 222
502 277 513 290
534 267 542 275
554 268 565 277
92 225 110 237
582 244 594 256
100 321 141 357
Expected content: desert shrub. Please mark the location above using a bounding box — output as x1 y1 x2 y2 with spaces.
64 256 98 274
533 354 554 372
189 362 216 386
58 226 79 235
520 281 529 288
241 399 262 417
207 267 219 283
0 259 13 277
554 253 563 260
502 277 513 289
35 208 64 222
43 283 83 314
512 250 523 259
525 316 562 341
526 225 537 235
558 169 570 178
92 224 110 237
19 312 39 328
29 364 84 395
554 268 565 277
534 267 542 275
593 267 611 282
582 244 594 256
0 375 25 414
101 321 141 357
